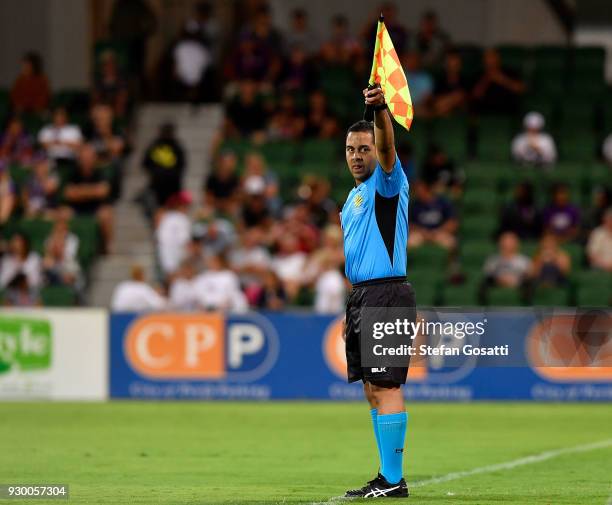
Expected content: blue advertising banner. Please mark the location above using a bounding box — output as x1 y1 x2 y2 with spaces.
109 309 612 401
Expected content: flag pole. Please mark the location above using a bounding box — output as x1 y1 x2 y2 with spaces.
363 13 384 122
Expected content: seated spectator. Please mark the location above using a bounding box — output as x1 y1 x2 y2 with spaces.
275 201 320 254
242 152 280 214
472 48 525 114
587 207 612 272
224 80 267 139
191 1 220 56
603 133 612 166
314 265 346 314
284 8 319 55
529 234 571 287
22 157 60 218
583 186 611 231
363 3 408 56
142 122 185 207
397 141 416 182
0 165 16 224
172 21 212 103
229 227 272 288
63 145 113 253
169 262 198 311
92 51 128 118
42 229 82 289
38 107 83 164
402 50 433 111
192 253 248 311
182 236 206 275
193 217 237 258
280 43 318 93
0 117 35 166
271 233 307 300
408 180 457 249
111 264 167 312
299 176 337 228
432 49 469 116
156 191 193 276
323 15 363 64
241 176 272 229
204 150 240 214
0 233 42 290
44 217 79 265
250 270 287 310
267 92 305 140
511 112 557 167
10 52 50 115
3 273 40 307
498 182 542 239
303 91 339 139
421 144 464 194
483 232 531 288
415 10 450 69
85 104 126 164
542 183 580 242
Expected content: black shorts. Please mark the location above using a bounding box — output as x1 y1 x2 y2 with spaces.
345 277 416 386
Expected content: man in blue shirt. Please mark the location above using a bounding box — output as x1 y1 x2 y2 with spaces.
342 86 415 499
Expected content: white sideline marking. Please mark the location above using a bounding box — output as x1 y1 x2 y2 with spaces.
310 438 612 505
410 438 612 488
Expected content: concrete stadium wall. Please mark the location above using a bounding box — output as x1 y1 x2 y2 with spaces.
0 0 89 90
269 0 566 47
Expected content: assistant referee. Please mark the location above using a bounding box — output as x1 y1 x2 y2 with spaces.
342 86 415 499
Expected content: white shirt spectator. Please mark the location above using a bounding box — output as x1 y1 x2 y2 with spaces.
156 210 191 274
272 252 307 284
38 124 83 160
111 281 167 312
0 252 42 289
174 39 211 86
314 269 346 314
511 112 557 166
603 133 612 165
192 270 248 312
587 221 612 271
169 278 198 311
484 254 531 286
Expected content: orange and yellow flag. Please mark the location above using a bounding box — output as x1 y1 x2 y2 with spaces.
368 15 413 130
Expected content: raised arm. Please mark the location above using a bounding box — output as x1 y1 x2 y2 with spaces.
364 86 396 172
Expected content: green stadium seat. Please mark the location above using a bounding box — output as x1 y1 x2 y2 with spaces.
484 286 525 306
460 214 497 241
9 164 31 189
300 139 338 164
531 285 571 307
497 45 530 76
408 244 449 269
573 46 605 74
520 95 557 124
461 188 501 213
439 276 482 306
431 116 469 160
40 285 77 307
69 216 100 269
476 116 513 160
19 219 53 254
562 243 584 269
406 269 443 306
575 270 612 307
533 45 570 73
556 131 598 162
460 240 495 270
260 141 299 166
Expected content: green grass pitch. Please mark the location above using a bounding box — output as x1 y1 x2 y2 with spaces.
0 402 611 504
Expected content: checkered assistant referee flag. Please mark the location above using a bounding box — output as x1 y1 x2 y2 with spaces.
368 14 413 130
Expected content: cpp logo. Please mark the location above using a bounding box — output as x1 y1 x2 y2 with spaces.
124 313 279 382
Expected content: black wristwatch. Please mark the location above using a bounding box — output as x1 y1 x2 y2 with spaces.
373 103 388 111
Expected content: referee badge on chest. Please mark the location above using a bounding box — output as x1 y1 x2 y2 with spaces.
352 190 367 215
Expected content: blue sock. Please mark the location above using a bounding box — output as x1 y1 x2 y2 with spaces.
370 409 383 469
378 412 407 485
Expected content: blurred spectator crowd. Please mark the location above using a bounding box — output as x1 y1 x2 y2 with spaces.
3 0 611 309
1 48 131 306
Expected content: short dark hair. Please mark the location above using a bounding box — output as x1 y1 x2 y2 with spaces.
346 120 374 140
